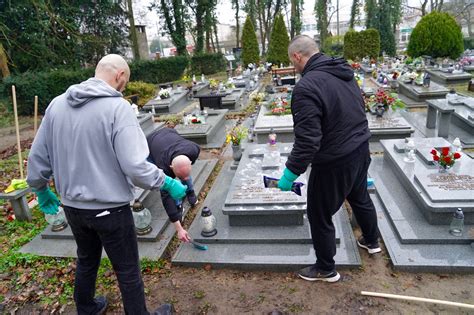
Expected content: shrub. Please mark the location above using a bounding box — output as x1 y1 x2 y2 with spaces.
129 56 188 84
344 29 380 60
241 16 260 66
408 12 464 59
190 53 227 75
267 13 290 66
123 81 157 106
361 29 380 59
1 68 94 115
322 35 344 57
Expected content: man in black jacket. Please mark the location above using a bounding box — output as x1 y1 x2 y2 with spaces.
147 127 201 243
278 35 381 283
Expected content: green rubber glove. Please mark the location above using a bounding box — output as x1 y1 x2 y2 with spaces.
278 168 299 191
162 176 188 201
33 187 60 215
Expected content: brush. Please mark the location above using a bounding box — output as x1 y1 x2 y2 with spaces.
190 239 208 250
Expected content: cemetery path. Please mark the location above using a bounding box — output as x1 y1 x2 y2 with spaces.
0 124 34 154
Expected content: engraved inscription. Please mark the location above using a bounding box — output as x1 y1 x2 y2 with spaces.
428 174 474 191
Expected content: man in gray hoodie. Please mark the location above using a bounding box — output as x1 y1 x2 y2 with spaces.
27 54 182 315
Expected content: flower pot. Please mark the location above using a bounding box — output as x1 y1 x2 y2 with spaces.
370 103 387 118
232 144 242 161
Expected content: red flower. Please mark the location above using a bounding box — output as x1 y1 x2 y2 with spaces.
454 152 461 159
441 147 450 156
433 155 440 161
444 156 452 164
7 214 15 222
430 149 437 155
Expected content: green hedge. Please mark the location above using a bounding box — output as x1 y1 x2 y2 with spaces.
1 56 191 115
190 53 227 75
129 56 188 83
343 29 380 60
1 68 94 115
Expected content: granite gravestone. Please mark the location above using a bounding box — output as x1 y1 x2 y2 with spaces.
253 94 294 144
398 81 449 102
223 144 306 226
142 89 189 115
368 137 474 271
366 113 415 141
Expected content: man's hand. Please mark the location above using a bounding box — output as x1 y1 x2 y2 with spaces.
173 221 191 242
278 168 299 191
33 187 60 215
162 176 188 200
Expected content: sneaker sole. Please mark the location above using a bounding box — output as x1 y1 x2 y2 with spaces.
298 272 341 283
357 241 382 254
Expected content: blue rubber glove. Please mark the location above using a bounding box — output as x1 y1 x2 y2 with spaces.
278 168 299 191
33 187 60 215
162 176 188 201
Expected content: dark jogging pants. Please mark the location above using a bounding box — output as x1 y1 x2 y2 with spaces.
306 141 379 272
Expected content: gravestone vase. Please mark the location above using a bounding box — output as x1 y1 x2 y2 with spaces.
232 144 242 161
437 163 452 173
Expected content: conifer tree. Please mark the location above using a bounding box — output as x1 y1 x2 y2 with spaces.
267 13 290 66
241 16 260 66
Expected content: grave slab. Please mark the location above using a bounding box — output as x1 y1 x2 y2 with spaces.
20 159 218 259
137 113 165 137
369 156 474 272
254 93 294 144
380 138 473 224
142 89 189 115
175 109 227 148
399 81 449 102
222 144 307 226
426 69 473 85
367 113 415 141
172 161 361 271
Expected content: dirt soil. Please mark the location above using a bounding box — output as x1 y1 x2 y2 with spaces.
2 126 474 315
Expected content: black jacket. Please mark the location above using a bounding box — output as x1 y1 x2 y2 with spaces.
286 53 370 175
146 128 201 178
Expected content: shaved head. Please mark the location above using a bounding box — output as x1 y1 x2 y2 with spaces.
95 54 130 92
288 35 319 73
171 155 192 180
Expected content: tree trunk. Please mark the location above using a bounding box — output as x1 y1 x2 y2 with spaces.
290 0 296 38
257 0 266 54
126 0 140 60
214 22 220 52
235 1 240 47
0 43 10 78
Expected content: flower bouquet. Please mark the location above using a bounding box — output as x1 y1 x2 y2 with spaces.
209 79 219 90
158 89 170 99
266 97 291 116
365 88 405 117
226 125 248 146
431 147 461 172
351 62 361 71
251 92 266 103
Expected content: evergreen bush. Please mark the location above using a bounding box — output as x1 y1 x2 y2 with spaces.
190 53 227 75
322 36 344 57
267 13 290 66
408 12 464 59
241 16 260 66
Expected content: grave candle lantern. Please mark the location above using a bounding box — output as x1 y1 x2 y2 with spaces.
449 208 464 236
45 206 68 232
268 128 277 146
200 206 217 237
132 199 153 235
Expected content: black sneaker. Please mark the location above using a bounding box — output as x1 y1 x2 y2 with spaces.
94 296 108 315
357 236 382 254
152 303 175 315
186 190 198 206
297 265 340 283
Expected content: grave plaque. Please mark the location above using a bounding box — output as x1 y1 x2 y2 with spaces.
174 124 212 135
367 115 412 130
414 173 474 203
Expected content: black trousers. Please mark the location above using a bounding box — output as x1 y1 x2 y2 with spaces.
64 204 149 315
307 141 378 272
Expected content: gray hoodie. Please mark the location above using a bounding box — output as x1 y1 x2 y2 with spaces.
27 78 166 209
